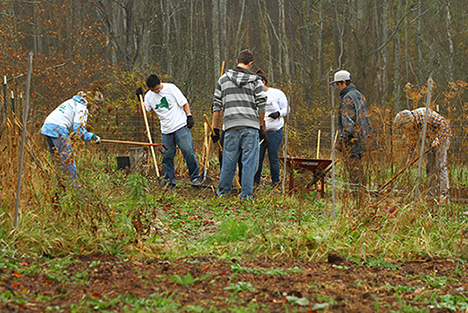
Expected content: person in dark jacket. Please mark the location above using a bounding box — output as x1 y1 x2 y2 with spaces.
330 70 375 197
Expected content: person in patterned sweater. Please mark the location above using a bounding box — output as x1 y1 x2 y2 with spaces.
394 107 452 198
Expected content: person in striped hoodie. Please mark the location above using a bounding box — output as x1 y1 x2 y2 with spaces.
211 49 268 200
394 108 451 198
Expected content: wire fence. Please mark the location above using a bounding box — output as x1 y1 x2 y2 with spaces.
3 90 468 201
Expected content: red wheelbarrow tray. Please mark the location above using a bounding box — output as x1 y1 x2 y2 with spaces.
284 157 333 198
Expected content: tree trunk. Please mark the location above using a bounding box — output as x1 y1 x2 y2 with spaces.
212 0 221 82
417 0 423 84
317 0 323 77
445 0 454 82
393 0 402 110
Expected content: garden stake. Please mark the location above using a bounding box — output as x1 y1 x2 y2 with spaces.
14 52 32 229
203 123 212 181
200 122 207 171
414 74 433 201
138 94 160 178
316 129 321 159
329 81 336 219
203 114 241 188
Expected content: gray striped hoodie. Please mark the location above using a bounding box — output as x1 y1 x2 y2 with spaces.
212 66 266 131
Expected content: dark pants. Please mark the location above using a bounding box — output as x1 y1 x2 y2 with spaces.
344 153 365 200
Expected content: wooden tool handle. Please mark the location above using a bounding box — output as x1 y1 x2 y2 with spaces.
203 114 223 151
380 146 435 190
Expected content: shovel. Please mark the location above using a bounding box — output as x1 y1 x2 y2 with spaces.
100 139 167 153
378 146 434 193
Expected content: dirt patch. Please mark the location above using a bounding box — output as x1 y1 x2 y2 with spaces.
1 254 467 312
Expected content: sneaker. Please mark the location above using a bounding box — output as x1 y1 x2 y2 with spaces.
191 177 204 187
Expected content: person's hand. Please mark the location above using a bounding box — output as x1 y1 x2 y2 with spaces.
135 87 144 98
92 134 101 144
187 115 194 129
259 128 270 148
431 138 440 148
211 128 220 143
268 111 280 119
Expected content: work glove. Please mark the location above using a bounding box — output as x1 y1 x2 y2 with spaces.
211 128 220 143
92 134 101 144
259 128 270 149
186 114 194 129
135 87 144 99
268 111 280 119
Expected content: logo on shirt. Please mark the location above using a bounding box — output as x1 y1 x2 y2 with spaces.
155 97 171 110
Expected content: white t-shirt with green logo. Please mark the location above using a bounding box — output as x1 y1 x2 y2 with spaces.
144 83 188 134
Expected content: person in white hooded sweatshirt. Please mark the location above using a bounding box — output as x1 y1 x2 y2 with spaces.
40 91 101 185
254 69 289 186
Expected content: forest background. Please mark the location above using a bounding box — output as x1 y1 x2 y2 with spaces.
1 0 468 168
2 3 468 311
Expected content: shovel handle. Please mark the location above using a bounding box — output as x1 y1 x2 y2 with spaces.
380 146 435 190
101 139 167 153
203 114 223 152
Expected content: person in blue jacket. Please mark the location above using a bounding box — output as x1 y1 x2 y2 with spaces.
330 70 375 197
40 91 102 184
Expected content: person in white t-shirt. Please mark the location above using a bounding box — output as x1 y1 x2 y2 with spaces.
254 70 289 186
40 91 102 185
136 74 202 189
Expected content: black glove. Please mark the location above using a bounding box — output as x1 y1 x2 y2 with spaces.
259 128 270 148
211 128 220 143
135 87 144 98
186 114 194 129
268 111 280 119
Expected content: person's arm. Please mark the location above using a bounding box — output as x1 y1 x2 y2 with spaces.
278 91 289 117
212 79 223 130
259 113 266 130
212 111 220 130
73 105 97 142
431 115 450 147
183 103 195 129
183 103 191 115
339 97 356 139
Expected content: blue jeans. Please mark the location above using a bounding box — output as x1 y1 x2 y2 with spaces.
45 135 78 184
217 127 259 199
161 126 200 185
255 128 283 183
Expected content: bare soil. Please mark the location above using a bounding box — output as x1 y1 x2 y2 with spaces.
1 254 467 312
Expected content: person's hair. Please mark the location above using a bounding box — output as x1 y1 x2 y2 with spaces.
256 69 268 85
237 49 254 65
146 74 161 88
345 80 351 86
